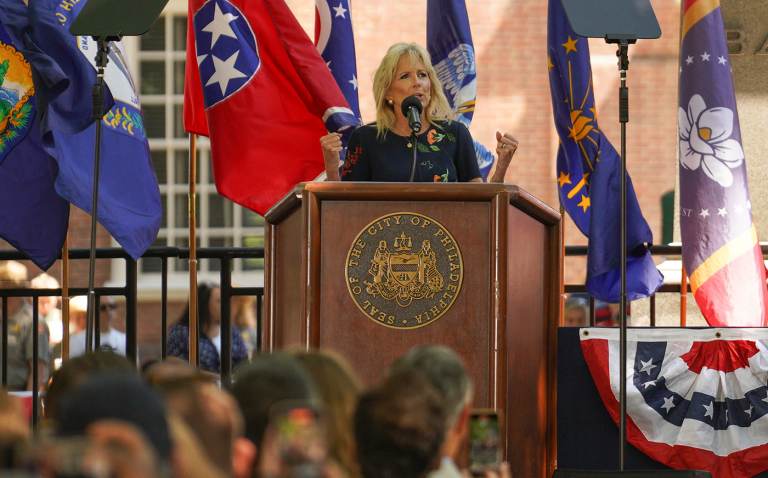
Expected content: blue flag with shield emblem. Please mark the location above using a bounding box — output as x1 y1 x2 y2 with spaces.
32 0 161 260
547 0 662 301
0 0 69 270
427 0 494 180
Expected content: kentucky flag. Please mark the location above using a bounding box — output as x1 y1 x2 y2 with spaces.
426 0 494 180
678 0 767 326
33 0 161 260
582 328 768 478
184 0 357 215
0 0 69 270
547 0 662 302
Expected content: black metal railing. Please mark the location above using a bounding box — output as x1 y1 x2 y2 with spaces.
0 246 264 426
564 244 687 327
3 242 763 424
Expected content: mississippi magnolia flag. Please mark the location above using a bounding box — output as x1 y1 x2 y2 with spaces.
547 0 662 302
581 327 768 478
426 0 494 180
0 1 69 269
184 0 357 215
678 0 768 326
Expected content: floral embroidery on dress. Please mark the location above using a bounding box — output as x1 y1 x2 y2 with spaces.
341 145 363 177
433 169 449 182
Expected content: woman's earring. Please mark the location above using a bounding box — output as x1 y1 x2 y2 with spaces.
386 98 393 106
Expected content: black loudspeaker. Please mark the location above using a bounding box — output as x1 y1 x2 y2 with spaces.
553 471 712 478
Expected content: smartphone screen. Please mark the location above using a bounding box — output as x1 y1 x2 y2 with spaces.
260 401 327 478
468 409 501 475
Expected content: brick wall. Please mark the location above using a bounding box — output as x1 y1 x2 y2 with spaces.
1 0 682 362
286 0 681 284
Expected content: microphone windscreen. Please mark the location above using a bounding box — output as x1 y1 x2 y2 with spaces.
401 95 423 117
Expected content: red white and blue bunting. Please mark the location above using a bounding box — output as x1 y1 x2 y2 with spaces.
580 328 768 478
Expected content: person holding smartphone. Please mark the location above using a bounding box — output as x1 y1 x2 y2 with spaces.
389 345 511 478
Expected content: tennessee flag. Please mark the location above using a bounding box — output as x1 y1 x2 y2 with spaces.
678 0 768 326
184 0 357 215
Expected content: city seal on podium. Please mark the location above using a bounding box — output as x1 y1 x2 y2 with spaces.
345 212 463 329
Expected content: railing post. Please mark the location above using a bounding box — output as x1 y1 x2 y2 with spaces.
2 298 7 386
220 257 232 386
32 297 39 427
126 257 138 364
161 257 168 359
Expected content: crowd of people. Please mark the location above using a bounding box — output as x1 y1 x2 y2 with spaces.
0 262 261 392
0 344 510 478
1 261 513 478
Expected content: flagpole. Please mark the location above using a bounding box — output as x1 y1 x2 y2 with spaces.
61 233 70 362
188 133 199 368
85 39 112 355
677 1 687 331
559 206 566 326
680 265 688 327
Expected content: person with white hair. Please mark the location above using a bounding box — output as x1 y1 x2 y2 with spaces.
68 296 126 357
30 273 63 347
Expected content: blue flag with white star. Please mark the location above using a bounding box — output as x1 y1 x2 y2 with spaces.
32 0 161 260
315 0 361 164
547 0 662 302
315 0 360 123
426 0 494 180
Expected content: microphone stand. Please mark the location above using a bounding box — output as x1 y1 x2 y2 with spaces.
85 37 116 354
408 130 418 182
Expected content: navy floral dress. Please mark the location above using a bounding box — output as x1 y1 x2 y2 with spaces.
166 323 248 373
341 120 481 182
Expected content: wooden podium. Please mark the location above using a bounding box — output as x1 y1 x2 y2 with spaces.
264 182 561 478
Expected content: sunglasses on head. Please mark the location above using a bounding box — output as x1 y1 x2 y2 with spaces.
99 303 117 312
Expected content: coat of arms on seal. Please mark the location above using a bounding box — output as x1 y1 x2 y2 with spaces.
345 212 463 329
0 39 35 163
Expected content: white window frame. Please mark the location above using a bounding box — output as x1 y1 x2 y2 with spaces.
110 4 264 295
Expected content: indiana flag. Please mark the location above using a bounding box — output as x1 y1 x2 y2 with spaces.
547 0 662 302
184 0 357 215
426 0 494 180
34 0 161 260
678 0 767 326
0 1 69 269
581 327 768 478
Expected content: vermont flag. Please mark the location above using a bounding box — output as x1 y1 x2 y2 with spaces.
0 0 69 269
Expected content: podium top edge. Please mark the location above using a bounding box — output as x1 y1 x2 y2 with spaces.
265 182 560 226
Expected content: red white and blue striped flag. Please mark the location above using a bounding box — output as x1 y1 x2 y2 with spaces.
678 0 768 326
581 327 768 478
314 0 361 124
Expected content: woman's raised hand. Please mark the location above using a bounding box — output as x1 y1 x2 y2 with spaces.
490 131 519 183
320 132 343 181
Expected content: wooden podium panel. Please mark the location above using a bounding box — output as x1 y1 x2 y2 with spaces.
264 182 560 478
319 200 493 403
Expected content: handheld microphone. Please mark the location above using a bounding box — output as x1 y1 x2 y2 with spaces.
401 96 423 133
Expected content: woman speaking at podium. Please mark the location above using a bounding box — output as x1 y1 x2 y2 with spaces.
320 43 518 183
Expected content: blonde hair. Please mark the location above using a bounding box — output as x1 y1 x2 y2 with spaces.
372 42 452 138
0 261 28 288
